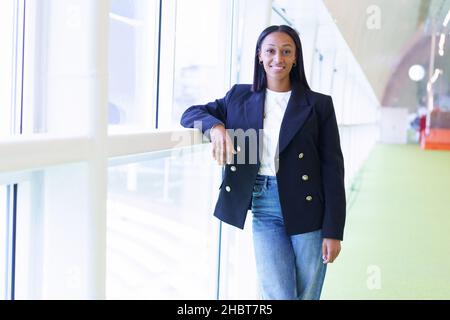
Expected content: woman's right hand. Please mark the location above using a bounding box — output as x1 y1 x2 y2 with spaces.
210 124 236 165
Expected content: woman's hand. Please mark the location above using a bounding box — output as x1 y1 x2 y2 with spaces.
210 124 236 165
322 238 341 264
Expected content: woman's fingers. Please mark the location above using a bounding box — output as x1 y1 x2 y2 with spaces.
322 239 341 264
219 140 225 164
322 240 329 264
225 138 236 164
212 130 235 165
212 139 225 165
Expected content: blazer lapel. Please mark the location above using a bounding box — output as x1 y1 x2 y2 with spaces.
244 90 265 131
278 84 312 154
242 90 264 165
242 84 312 159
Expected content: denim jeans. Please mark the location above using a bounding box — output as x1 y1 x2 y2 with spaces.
251 174 327 300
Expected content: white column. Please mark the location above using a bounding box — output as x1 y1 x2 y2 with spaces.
36 0 109 299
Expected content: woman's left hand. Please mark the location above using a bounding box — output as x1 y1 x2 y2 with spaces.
322 238 341 264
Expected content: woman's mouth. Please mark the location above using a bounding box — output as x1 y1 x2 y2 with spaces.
270 65 285 72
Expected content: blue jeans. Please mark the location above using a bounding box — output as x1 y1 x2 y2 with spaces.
251 174 326 300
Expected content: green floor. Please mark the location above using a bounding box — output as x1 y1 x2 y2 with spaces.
321 143 450 299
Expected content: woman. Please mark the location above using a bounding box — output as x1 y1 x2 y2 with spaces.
180 25 346 300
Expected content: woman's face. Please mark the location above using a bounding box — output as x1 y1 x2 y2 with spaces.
258 32 297 86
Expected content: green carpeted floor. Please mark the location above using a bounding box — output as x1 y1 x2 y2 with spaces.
321 143 450 299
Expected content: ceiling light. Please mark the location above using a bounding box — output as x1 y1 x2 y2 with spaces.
408 64 425 81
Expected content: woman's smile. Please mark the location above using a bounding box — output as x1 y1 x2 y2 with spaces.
270 65 286 71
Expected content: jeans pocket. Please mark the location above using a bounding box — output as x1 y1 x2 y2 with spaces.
252 183 265 197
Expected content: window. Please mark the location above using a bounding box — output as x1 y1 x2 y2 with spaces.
0 0 26 300
13 164 95 299
158 0 232 129
10 178 37 300
0 185 11 299
0 0 24 137
108 0 159 129
107 145 221 299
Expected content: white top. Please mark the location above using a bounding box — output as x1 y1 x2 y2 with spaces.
258 88 291 176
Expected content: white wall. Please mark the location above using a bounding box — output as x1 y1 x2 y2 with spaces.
380 107 408 144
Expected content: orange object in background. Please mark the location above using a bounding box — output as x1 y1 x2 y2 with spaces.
421 128 450 150
421 110 450 151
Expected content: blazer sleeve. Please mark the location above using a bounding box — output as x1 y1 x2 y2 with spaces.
318 96 346 240
180 84 237 140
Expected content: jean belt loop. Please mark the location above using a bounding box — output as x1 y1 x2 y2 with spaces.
264 175 269 190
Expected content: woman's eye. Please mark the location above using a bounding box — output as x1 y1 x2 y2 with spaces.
283 50 291 55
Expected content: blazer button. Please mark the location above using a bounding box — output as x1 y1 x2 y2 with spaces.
302 174 309 181
298 153 304 159
230 166 237 172
225 186 231 192
306 195 313 202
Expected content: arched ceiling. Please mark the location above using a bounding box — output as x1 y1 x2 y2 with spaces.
322 0 450 110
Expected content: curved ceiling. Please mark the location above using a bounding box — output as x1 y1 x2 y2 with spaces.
323 0 450 110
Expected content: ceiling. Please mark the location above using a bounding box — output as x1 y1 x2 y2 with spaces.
277 0 450 111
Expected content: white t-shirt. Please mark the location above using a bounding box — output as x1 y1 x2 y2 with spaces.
258 88 291 176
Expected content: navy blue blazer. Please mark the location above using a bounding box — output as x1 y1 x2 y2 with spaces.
180 83 346 240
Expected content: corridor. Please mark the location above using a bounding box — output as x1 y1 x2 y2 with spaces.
323 144 450 299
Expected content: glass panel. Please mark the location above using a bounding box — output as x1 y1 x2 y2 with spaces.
0 185 8 299
1 164 95 299
22 1 106 135
166 0 229 128
218 223 259 299
106 144 221 299
108 0 158 129
0 0 18 137
13 177 43 300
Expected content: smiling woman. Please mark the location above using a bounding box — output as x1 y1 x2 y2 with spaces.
181 24 346 300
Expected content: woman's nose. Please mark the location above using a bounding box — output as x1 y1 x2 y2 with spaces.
273 52 283 63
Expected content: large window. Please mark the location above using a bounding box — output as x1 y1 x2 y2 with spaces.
10 177 39 300
158 0 232 129
0 1 14 136
1 0 25 301
106 145 221 299
108 0 159 129
0 0 23 137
